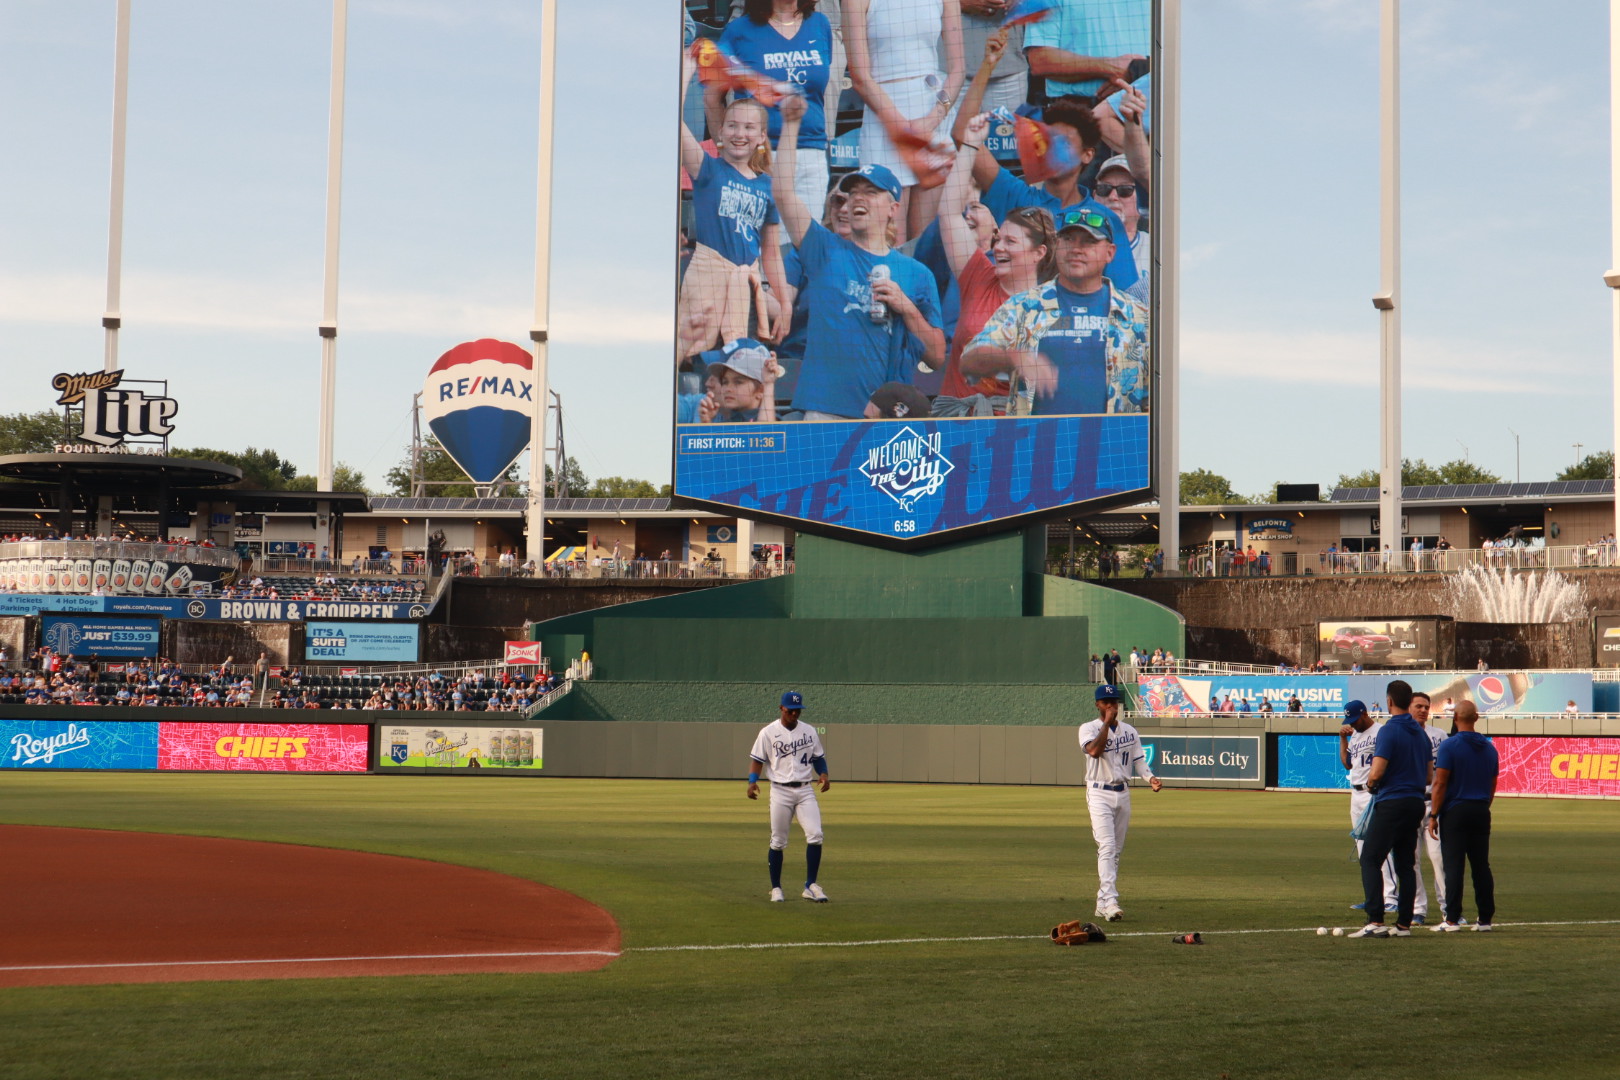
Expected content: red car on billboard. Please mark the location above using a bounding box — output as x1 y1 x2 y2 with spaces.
1330 626 1394 664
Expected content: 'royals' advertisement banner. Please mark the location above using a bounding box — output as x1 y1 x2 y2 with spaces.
1275 734 1352 790
156 722 369 772
1 718 159 770
1140 736 1261 782
671 0 1158 547
0 593 428 622
40 614 161 658
303 621 420 663
1138 672 1592 716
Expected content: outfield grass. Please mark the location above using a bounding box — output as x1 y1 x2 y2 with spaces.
2 773 1617 1079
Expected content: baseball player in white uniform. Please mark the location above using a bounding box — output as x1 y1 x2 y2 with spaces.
1409 691 1448 924
747 690 830 902
1078 684 1161 921
1342 699 1398 915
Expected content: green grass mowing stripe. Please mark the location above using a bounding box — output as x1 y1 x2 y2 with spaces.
1 774 1618 1080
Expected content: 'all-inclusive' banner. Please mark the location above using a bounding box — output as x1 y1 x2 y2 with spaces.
1278 734 1620 796
1 718 368 772
1137 672 1592 717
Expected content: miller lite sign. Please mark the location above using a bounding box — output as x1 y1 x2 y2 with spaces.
52 370 178 449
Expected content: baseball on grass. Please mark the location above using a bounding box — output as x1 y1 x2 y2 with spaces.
1331 927 1345 937
1316 927 1327 936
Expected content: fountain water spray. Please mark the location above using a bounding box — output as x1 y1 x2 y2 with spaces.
1441 563 1591 623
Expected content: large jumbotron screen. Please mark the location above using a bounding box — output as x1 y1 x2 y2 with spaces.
673 0 1159 547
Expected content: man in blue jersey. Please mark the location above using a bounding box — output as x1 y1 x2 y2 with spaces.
773 94 945 420
1023 0 1149 102
959 207 1148 416
1427 701 1499 932
1349 679 1432 939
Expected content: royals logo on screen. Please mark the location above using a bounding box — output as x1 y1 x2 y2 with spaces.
857 426 955 513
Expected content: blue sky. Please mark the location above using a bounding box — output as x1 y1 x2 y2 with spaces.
0 0 1612 497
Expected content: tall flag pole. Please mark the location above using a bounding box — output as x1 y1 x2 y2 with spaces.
526 0 559 568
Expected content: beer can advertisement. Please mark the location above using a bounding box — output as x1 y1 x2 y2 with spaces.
671 0 1159 546
302 621 420 663
40 613 162 658
1 718 159 770
1317 619 1439 670
379 725 542 770
156 723 369 772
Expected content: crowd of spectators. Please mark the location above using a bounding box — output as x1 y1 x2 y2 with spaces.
219 575 427 602
678 0 1152 425
1088 645 1174 683
1 532 219 548
0 647 559 712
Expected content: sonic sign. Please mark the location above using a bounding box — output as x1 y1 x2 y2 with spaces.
668 0 1161 547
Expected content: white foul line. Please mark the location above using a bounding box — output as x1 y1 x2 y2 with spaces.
8 920 1618 974
0 950 620 974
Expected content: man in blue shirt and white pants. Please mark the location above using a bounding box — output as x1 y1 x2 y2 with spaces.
1350 680 1432 938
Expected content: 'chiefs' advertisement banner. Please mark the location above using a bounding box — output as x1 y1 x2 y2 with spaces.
156 723 369 772
1137 672 1592 716
1496 738 1620 797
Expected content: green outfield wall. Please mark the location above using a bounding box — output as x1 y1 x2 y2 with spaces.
527 528 1185 725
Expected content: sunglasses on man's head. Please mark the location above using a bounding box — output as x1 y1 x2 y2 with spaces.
1094 182 1135 198
1058 209 1108 231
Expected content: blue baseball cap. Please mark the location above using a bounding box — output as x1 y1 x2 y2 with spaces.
781 690 804 710
1095 684 1121 701
1056 206 1116 243
1344 699 1368 720
838 164 902 201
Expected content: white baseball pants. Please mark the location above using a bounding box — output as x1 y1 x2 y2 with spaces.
769 783 823 850
1087 786 1131 906
1417 799 1446 916
1351 789 1399 909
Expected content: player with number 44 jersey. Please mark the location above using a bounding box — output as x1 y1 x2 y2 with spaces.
747 691 831 902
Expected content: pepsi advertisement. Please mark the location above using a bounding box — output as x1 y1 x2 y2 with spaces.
1138 672 1593 716
40 614 161 658
672 0 1158 546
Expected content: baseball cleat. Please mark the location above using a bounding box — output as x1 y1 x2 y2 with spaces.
802 883 828 902
1347 924 1389 939
1472 922 1493 932
1411 915 1427 926
769 887 785 902
1431 921 1463 932
1387 925 1412 937
1097 905 1124 922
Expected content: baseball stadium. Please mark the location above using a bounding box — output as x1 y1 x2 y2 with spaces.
5 3 1620 1079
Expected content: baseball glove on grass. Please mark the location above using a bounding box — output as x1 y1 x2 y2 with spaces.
1051 920 1107 945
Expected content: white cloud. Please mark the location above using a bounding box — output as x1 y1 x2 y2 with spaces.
1182 326 1572 395
0 270 672 346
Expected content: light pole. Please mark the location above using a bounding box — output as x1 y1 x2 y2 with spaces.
1608 0 1620 541
1155 0 1182 574
1509 428 1520 482
1375 0 1402 557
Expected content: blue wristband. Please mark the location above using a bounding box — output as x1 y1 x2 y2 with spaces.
748 771 760 784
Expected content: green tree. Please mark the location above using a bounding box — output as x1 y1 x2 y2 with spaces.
543 456 591 497
172 446 300 489
587 476 673 498
1336 457 1501 490
0 409 74 455
1179 468 1246 506
384 437 520 497
1558 451 1614 481
286 463 369 493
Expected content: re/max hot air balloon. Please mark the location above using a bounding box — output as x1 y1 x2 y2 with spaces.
421 339 536 485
